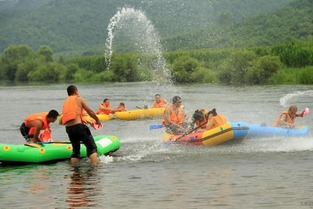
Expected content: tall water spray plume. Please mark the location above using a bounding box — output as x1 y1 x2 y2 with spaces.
104 7 172 85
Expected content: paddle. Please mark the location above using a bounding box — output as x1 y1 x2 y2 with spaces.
38 141 72 144
173 123 206 142
24 143 41 148
149 124 164 130
136 105 148 109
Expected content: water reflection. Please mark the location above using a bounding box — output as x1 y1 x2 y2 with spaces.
66 166 100 208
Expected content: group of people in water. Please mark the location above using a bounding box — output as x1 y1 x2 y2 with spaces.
161 96 306 135
19 86 307 166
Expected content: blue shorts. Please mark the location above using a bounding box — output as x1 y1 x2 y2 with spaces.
65 124 98 158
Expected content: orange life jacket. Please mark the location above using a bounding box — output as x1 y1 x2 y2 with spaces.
24 112 49 134
153 99 167 108
209 114 227 129
97 103 111 115
273 111 296 126
62 95 84 124
162 105 183 126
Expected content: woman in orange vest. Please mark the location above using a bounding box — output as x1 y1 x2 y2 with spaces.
273 105 304 128
97 98 114 115
191 108 227 132
152 94 168 108
162 96 188 135
20 110 59 143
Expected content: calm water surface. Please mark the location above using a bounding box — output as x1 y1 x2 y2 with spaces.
1 83 313 209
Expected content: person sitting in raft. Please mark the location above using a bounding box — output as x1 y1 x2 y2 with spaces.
151 94 168 108
190 108 227 132
114 102 127 112
162 96 188 135
97 98 114 115
273 105 305 128
20 110 59 143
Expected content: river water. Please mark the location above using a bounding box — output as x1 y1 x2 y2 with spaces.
0 83 313 209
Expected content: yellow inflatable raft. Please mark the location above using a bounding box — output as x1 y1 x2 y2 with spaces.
163 122 249 146
59 114 113 123
114 108 164 120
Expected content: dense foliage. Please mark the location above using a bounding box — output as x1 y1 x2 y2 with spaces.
0 0 294 54
1 40 313 85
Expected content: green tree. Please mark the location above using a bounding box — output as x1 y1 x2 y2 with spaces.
38 45 54 62
1 45 34 81
171 56 200 83
245 55 282 84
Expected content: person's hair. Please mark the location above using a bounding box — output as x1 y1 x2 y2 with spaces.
172 96 181 104
47 110 59 118
193 110 204 121
103 98 109 103
67 85 77 96
289 105 297 112
155 94 161 97
120 102 125 105
208 108 217 116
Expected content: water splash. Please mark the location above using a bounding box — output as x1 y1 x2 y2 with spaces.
105 7 172 84
280 90 313 107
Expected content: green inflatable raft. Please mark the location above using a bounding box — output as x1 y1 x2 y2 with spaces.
0 135 120 165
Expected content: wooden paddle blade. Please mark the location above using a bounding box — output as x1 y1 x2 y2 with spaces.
149 124 164 130
38 142 71 144
24 143 41 148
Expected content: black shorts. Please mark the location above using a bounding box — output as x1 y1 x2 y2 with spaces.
20 123 33 141
65 124 98 158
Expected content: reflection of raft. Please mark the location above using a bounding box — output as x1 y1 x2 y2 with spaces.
162 122 249 146
246 123 309 138
114 108 164 120
0 135 120 165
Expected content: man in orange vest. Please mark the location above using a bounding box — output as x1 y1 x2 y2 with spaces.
61 85 101 166
20 110 59 143
162 96 188 135
273 105 305 128
151 94 168 108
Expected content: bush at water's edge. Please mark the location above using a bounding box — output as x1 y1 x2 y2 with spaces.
1 40 313 85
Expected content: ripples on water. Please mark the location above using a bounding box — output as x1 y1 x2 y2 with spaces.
1 84 313 208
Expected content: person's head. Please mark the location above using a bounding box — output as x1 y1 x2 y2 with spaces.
47 109 59 123
67 85 78 96
172 96 182 107
103 98 110 104
120 102 125 106
192 109 207 126
288 105 298 117
155 94 161 103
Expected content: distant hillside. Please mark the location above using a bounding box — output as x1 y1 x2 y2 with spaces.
0 0 294 54
165 0 313 50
